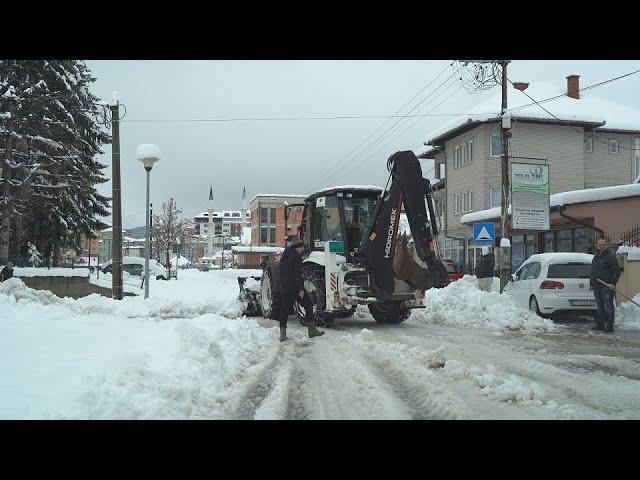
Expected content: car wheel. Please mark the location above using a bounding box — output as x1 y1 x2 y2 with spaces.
529 296 542 317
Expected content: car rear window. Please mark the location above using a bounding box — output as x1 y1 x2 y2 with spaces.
547 263 591 279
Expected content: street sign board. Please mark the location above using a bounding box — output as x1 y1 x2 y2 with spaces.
473 223 495 245
511 162 550 230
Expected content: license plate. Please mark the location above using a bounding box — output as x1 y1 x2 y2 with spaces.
570 300 595 306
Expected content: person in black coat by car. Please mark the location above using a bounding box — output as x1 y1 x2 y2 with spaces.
590 238 620 333
277 238 325 342
0 262 14 282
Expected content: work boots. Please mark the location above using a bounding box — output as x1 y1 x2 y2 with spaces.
279 327 287 342
591 322 605 331
307 321 325 338
604 323 615 333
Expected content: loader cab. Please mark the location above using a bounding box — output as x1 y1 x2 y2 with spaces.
298 186 382 257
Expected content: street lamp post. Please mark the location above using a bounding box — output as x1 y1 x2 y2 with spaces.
136 144 161 300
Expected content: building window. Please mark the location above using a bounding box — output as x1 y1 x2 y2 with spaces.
260 226 268 244
585 136 594 153
454 193 460 214
454 146 460 168
269 226 276 244
270 207 276 224
468 191 474 211
609 139 619 154
490 134 502 157
556 229 573 252
461 192 467 212
468 139 473 163
260 207 268 223
490 186 501 209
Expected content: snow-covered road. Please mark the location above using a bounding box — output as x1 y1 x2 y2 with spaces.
1 269 639 420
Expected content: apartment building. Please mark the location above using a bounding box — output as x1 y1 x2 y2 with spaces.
193 210 250 238
418 75 640 266
249 194 306 247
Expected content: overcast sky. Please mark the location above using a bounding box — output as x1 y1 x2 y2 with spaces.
85 60 640 228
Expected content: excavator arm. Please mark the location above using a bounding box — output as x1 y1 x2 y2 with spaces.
360 150 448 299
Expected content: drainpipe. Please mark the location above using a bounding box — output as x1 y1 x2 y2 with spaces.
558 204 606 246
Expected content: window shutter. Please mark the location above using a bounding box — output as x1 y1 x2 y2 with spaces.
468 140 473 162
462 192 467 212
469 191 474 211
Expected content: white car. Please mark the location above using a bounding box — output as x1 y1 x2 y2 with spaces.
504 252 596 318
101 256 168 280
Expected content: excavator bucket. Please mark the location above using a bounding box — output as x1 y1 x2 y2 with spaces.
238 276 262 316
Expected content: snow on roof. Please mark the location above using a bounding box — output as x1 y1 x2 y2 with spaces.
14 267 90 278
314 185 383 196
249 193 307 204
461 183 640 224
194 210 249 219
425 82 640 144
231 246 284 253
524 252 594 264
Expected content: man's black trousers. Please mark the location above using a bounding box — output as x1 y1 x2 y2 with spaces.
279 293 314 328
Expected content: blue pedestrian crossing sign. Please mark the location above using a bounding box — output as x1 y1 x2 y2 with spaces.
473 223 495 245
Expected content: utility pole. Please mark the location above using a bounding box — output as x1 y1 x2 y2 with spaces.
499 60 511 293
110 100 123 300
149 202 153 259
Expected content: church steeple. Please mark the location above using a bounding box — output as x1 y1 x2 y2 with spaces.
209 185 214 201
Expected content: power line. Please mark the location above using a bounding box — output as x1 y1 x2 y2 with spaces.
301 65 457 192
325 82 464 187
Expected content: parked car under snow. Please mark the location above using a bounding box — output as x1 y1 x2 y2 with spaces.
101 257 168 280
504 252 597 319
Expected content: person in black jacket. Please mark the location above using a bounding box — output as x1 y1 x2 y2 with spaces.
277 238 324 342
475 246 495 292
590 238 621 332
0 262 14 282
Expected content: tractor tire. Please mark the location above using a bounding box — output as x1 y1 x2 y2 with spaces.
260 269 281 320
295 265 336 328
368 301 411 324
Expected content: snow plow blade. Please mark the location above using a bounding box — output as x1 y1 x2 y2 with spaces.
238 276 262 316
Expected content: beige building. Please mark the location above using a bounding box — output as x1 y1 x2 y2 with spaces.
249 194 307 247
418 75 640 266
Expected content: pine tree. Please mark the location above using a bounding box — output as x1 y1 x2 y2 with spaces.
0 60 110 265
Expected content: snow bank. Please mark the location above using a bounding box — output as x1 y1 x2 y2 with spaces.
617 293 640 329
412 276 555 332
14 267 89 277
74 316 279 419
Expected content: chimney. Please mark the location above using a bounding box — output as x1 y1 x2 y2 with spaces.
567 75 580 99
513 82 529 92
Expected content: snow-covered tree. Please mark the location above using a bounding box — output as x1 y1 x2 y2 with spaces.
0 60 110 264
27 242 42 266
151 198 194 277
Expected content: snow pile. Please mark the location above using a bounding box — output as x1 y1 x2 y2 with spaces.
14 267 89 277
617 245 640 261
441 359 590 419
412 276 556 332
170 256 191 267
617 294 640 329
74 317 279 419
0 277 64 306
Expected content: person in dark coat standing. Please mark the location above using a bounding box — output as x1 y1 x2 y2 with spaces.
277 238 324 342
475 246 495 292
0 262 14 282
590 238 621 332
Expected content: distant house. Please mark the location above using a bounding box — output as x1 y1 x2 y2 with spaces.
418 74 640 268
